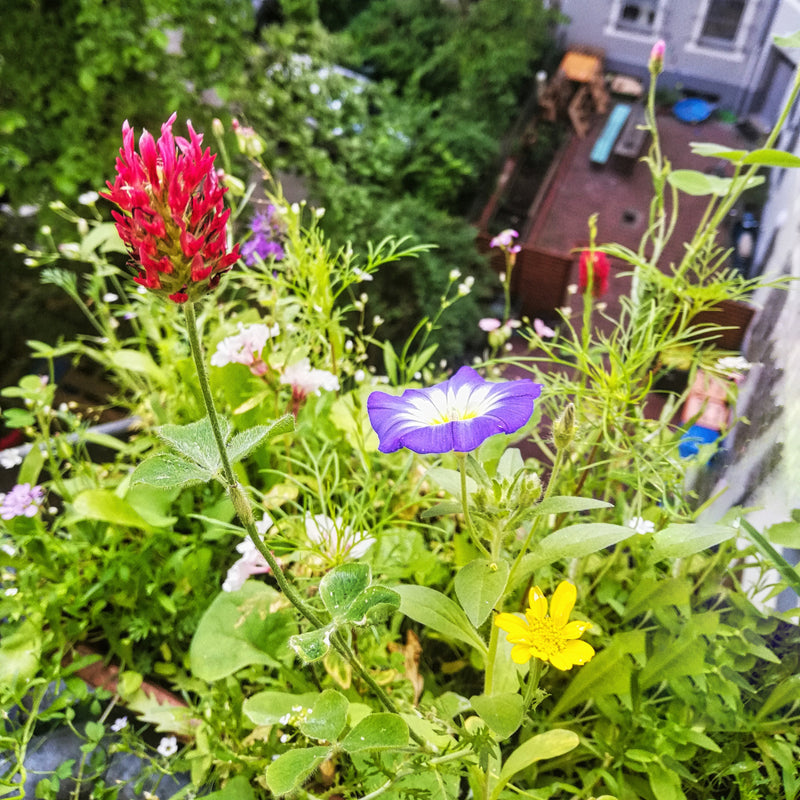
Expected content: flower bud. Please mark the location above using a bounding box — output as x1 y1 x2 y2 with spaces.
649 39 665 75
553 402 576 450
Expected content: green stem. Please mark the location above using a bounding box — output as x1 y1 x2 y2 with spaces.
182 302 422 736
459 454 491 558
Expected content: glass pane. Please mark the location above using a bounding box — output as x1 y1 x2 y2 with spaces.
700 0 745 42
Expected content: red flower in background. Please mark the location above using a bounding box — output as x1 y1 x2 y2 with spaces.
102 113 240 303
579 250 610 297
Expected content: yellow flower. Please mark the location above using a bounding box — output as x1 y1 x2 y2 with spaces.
495 581 595 670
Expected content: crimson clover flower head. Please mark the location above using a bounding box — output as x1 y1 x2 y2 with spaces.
101 113 240 304
367 365 542 454
579 249 611 297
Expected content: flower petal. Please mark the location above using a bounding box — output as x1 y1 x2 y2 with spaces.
527 586 548 620
510 644 533 664
549 639 596 670
549 581 577 626
494 612 529 638
561 620 591 639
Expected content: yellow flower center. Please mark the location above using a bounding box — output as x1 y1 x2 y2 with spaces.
526 617 567 657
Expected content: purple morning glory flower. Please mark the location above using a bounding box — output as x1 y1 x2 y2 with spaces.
367 366 542 454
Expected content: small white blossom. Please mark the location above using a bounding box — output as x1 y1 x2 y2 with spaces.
211 323 280 369
628 517 655 535
102 292 119 303
309 82 321 95
111 716 128 732
222 516 274 592
157 735 178 757
448 269 461 281
0 450 23 469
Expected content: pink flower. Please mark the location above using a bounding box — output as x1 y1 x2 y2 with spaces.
533 318 555 339
479 318 502 332
649 39 665 73
101 113 240 304
280 359 340 415
490 228 521 253
0 483 45 520
210 322 280 375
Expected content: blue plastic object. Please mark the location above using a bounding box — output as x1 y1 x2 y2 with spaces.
673 97 714 124
678 424 720 459
590 104 632 165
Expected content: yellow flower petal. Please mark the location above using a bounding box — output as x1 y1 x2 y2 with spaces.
549 580 577 626
494 612 529 637
549 639 596 670
562 620 591 640
510 644 533 664
527 586 548 619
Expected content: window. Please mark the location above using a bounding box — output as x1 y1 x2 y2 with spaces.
616 0 659 32
699 0 746 45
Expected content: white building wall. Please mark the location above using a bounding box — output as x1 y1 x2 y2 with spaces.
557 0 786 116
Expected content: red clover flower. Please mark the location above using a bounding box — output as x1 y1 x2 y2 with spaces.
102 113 240 303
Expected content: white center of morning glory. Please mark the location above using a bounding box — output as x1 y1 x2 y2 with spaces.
401 383 499 426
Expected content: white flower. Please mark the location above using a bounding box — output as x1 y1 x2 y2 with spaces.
222 515 274 592
448 269 462 281
211 323 280 368
305 513 376 562
628 517 655 535
717 356 752 373
331 127 344 137
78 191 100 206
157 735 178 757
280 359 339 397
327 99 342 111
111 716 128 732
0 450 23 469
102 292 119 303
352 267 373 282
309 82 321 95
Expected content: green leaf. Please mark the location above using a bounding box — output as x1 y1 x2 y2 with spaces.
649 523 736 559
225 416 294 464
298 689 349 742
530 496 613 517
130 453 215 489
242 691 319 727
395 584 488 656
765 520 800 547
775 31 800 48
549 630 646 718
639 630 708 689
319 563 371 618
339 713 409 753
17 442 44 486
265 746 331 796
72 489 156 531
517 522 634 579
0 616 42 691
157 416 231 471
689 142 748 161
343 585 401 625
190 583 296 681
289 626 334 663
202 775 256 800
667 169 764 196
79 222 126 258
421 501 464 519
454 558 509 627
425 466 476 496
741 147 800 167
491 729 580 800
470 692 523 739
623 577 692 621
111 349 167 383
755 674 800 720
740 518 800 596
